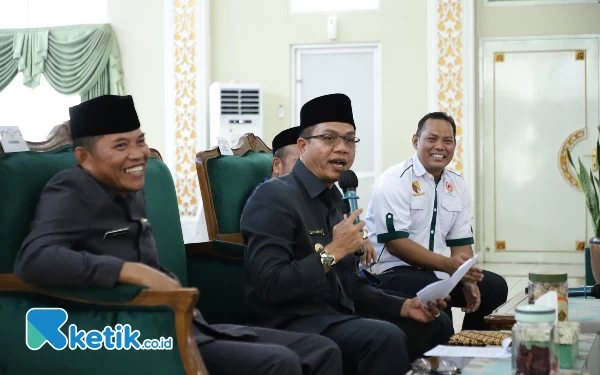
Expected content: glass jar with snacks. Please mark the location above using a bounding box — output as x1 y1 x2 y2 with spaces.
528 273 568 321
512 305 559 375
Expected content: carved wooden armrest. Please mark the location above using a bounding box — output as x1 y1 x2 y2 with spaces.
0 274 208 375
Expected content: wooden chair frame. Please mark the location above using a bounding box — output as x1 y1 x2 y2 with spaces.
0 122 206 375
195 133 272 245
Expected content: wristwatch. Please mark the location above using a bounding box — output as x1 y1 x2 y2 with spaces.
319 246 337 268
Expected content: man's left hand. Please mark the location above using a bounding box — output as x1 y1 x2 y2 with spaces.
462 282 481 313
361 241 377 267
400 296 450 323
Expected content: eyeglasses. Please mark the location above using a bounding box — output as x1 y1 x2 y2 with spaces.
303 134 360 148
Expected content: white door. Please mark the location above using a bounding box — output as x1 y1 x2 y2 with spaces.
292 44 382 212
479 36 600 264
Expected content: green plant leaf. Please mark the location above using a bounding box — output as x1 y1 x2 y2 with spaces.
596 138 600 186
591 168 600 237
567 134 600 237
578 158 600 236
567 148 575 169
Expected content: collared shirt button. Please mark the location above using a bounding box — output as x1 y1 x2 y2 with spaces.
431 230 434 234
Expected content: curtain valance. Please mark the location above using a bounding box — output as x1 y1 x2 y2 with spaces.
0 24 123 100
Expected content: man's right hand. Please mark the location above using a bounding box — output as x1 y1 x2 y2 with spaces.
119 262 181 291
361 240 377 267
400 297 450 323
327 209 366 261
443 253 483 283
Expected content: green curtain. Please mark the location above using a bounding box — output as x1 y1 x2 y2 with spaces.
0 24 123 101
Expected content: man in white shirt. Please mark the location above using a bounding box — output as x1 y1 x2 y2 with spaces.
364 112 508 330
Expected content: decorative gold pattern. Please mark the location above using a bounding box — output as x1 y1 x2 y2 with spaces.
576 241 586 251
174 0 199 216
496 241 506 251
576 50 585 61
494 53 505 63
558 129 585 190
437 0 464 174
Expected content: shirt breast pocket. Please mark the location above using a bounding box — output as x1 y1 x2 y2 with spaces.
409 197 429 230
304 229 328 258
99 231 134 258
439 198 462 234
98 224 137 259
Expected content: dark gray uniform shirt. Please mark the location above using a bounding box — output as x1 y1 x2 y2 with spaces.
14 166 162 288
14 166 255 345
241 160 407 334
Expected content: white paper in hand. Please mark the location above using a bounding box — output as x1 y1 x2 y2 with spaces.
417 254 478 309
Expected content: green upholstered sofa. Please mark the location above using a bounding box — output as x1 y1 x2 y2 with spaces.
0 124 206 375
193 133 273 325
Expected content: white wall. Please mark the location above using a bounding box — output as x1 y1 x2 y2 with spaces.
475 1 600 198
105 0 600 178
211 0 429 171
477 1 600 38
475 0 600 125
474 0 600 262
107 0 166 155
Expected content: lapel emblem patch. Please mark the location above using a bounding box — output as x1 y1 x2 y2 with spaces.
412 181 425 197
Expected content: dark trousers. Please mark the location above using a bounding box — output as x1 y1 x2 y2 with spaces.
289 315 453 375
198 326 342 375
377 267 508 330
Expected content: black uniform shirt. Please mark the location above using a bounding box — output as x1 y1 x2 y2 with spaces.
242 160 406 333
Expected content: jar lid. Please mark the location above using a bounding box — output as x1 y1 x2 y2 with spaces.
515 305 556 323
529 272 567 282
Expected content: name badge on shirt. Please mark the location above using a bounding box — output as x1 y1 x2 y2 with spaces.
103 228 129 240
309 229 324 236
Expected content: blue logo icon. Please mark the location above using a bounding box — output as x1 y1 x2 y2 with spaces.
25 308 173 351
26 308 69 350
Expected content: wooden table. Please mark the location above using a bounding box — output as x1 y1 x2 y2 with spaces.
485 293 600 333
459 332 600 375
404 333 600 375
484 293 528 331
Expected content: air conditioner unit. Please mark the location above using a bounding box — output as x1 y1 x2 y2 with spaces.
209 82 263 148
